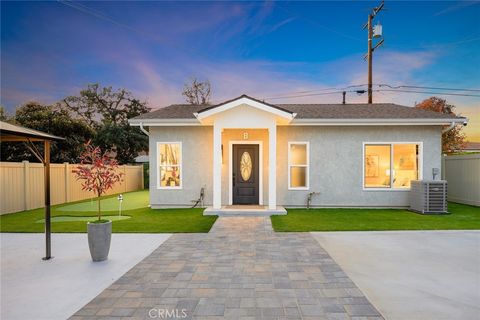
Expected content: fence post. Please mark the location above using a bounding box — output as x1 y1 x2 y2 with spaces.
141 164 145 190
23 161 29 211
64 162 70 203
124 165 127 192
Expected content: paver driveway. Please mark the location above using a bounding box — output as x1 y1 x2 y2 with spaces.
71 217 382 320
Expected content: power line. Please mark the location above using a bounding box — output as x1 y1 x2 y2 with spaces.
57 0 215 62
265 90 365 100
276 5 362 42
264 83 480 99
374 89 480 98
377 84 480 92
265 88 480 100
266 84 368 97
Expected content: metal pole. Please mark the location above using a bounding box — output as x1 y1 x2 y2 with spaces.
43 140 52 260
367 13 373 104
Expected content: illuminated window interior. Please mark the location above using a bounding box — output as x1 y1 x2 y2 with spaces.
364 143 419 189
158 143 181 188
289 143 308 189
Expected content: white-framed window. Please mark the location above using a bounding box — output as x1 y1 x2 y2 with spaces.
288 141 309 190
157 142 182 189
363 142 422 190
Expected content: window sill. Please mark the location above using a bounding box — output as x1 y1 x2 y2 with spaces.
363 188 411 192
157 186 183 190
288 187 309 191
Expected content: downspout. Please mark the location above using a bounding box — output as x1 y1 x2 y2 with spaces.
442 122 455 133
139 122 149 136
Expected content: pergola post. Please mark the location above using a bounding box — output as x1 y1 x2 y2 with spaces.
0 121 63 261
43 140 52 260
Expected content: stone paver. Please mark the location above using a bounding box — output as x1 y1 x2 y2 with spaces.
71 217 382 319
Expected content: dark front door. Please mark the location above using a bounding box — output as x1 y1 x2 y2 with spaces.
233 144 259 205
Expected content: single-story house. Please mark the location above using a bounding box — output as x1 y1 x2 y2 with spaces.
128 95 467 214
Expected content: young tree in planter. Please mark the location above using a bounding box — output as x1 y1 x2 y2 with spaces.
72 142 123 221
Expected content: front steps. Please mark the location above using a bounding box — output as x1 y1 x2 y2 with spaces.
203 205 287 216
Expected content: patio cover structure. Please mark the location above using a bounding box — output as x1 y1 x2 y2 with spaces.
0 121 64 260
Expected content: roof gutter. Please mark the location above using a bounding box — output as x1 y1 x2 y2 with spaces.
442 117 468 133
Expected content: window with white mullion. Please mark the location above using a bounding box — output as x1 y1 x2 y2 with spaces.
364 142 420 189
158 142 182 189
288 142 309 190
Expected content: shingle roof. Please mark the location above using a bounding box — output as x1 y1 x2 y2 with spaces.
132 102 463 121
277 103 461 119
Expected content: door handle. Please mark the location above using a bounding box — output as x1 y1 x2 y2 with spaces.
233 173 236 186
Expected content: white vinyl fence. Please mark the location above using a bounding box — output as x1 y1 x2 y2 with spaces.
0 161 144 215
442 154 480 206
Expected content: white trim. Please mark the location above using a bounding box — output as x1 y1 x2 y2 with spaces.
228 141 263 206
213 125 222 209
130 118 466 127
268 125 277 209
362 141 423 191
156 142 183 190
129 119 201 126
196 97 294 120
287 141 310 190
291 118 467 126
128 119 467 127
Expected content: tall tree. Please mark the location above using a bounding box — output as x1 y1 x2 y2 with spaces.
415 97 466 153
182 78 212 105
62 84 150 163
62 84 150 127
0 102 95 163
0 106 9 121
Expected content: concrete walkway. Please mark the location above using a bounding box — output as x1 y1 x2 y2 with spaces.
313 231 480 320
1 233 171 320
71 217 382 320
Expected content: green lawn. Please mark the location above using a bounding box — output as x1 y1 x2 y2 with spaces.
272 202 480 232
0 190 216 233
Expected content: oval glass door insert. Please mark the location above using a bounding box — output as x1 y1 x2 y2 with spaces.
240 151 252 181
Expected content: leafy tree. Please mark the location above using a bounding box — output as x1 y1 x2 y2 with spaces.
0 106 10 121
94 123 148 164
72 142 123 221
415 97 466 153
0 102 94 163
62 84 150 126
62 84 150 163
182 77 212 105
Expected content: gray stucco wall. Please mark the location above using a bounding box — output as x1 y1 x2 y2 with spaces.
149 125 442 208
276 125 442 207
149 126 213 208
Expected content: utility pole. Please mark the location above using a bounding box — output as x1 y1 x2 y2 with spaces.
364 1 385 103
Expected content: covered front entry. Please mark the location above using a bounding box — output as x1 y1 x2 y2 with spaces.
232 144 259 205
195 95 296 213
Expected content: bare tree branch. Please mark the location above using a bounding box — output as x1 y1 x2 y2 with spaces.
182 78 212 105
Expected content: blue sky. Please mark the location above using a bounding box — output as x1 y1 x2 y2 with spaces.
1 1 479 140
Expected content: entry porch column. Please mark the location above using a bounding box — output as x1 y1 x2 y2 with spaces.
268 124 276 210
213 124 222 209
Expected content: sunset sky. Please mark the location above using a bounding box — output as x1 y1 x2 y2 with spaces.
1 1 479 141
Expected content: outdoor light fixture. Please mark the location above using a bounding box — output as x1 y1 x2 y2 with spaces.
118 194 123 216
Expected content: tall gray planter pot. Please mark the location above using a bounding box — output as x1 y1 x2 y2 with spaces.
87 220 112 262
